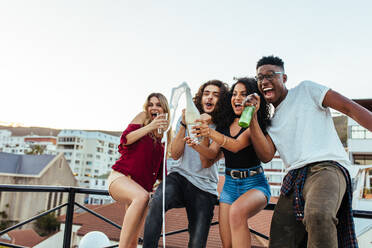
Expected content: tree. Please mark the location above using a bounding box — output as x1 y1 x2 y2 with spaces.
0 204 11 231
34 212 59 236
26 145 46 155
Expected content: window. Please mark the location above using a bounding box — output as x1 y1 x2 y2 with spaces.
86 161 92 165
353 155 372 165
351 126 372 139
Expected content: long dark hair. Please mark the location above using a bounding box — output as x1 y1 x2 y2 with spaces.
193 80 231 130
225 77 271 132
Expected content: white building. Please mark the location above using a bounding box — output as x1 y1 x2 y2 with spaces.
56 130 120 189
87 177 114 205
262 155 286 197
345 99 372 247
0 130 56 155
0 130 28 154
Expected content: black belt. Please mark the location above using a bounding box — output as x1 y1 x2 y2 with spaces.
225 166 263 179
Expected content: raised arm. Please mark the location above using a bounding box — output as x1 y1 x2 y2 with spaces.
170 110 187 160
322 89 372 132
244 93 276 162
124 112 167 145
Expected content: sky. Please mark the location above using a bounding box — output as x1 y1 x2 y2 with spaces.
1 0 371 131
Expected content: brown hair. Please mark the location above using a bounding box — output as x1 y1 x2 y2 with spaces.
143 93 171 145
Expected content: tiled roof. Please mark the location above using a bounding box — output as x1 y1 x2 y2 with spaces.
60 176 276 247
0 229 45 247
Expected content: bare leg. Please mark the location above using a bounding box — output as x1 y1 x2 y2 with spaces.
229 189 267 248
109 175 150 248
219 203 232 248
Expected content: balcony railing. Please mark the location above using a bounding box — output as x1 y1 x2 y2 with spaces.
0 184 371 248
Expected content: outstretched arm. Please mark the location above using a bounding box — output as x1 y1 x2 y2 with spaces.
195 119 251 153
323 89 372 132
185 136 220 160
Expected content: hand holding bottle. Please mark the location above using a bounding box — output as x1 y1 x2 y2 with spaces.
239 93 260 128
193 118 210 138
243 93 260 114
185 88 201 143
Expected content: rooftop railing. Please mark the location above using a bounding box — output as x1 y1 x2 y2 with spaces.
0 184 371 248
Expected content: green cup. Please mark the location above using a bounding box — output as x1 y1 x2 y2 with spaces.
238 106 255 128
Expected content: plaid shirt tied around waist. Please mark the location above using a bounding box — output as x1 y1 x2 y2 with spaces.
281 161 358 248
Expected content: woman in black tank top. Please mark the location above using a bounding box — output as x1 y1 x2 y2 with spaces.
186 78 272 248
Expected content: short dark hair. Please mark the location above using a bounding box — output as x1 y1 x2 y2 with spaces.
193 80 230 129
256 55 284 71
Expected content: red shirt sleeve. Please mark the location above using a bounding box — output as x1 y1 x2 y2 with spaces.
118 124 142 154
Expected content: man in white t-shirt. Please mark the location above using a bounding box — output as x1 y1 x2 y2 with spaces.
245 55 372 248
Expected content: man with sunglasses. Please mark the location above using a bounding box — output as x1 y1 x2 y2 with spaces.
244 55 372 248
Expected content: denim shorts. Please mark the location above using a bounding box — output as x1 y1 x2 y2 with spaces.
220 166 271 205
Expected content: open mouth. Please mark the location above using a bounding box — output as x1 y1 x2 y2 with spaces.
151 112 159 119
204 102 214 109
233 103 243 112
263 87 274 98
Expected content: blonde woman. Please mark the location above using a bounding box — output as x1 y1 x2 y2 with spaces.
108 93 169 248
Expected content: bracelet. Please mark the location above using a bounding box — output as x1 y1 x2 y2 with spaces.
220 136 227 147
180 121 187 128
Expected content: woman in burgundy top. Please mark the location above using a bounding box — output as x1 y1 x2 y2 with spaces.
108 93 169 248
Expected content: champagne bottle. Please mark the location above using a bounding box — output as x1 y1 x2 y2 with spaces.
238 106 255 128
185 87 201 143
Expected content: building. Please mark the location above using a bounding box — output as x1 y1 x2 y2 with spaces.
0 130 57 155
87 175 113 205
56 130 120 188
0 130 27 154
347 100 372 166
0 152 83 227
346 99 372 247
261 155 286 197
0 229 45 247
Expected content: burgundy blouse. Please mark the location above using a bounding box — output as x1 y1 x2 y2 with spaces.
111 124 165 192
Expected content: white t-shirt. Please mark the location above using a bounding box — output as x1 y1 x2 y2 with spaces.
267 81 350 172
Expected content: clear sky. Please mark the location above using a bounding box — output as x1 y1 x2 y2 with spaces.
1 0 371 131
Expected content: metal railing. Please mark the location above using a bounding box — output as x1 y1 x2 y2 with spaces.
0 184 371 248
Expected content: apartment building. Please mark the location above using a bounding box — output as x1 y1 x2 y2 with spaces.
348 99 372 191
56 130 120 188
0 130 27 154
0 130 56 155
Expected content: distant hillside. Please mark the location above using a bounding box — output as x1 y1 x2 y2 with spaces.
0 125 122 137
